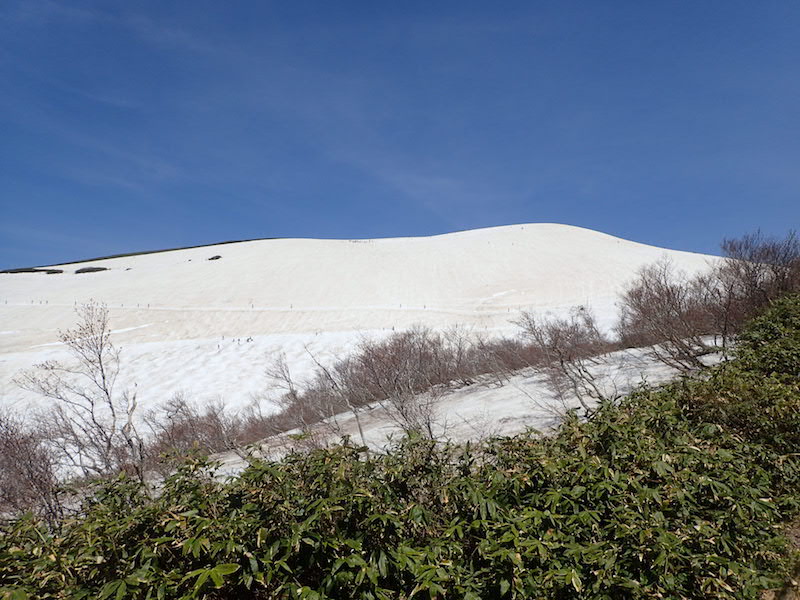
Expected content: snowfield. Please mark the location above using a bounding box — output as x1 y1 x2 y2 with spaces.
0 224 717 426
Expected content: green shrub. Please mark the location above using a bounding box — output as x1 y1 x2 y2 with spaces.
677 294 800 457
736 293 800 377
1 410 795 598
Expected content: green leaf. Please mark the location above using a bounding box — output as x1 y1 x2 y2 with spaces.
99 581 121 600
569 569 582 592
209 570 223 588
115 581 127 600
499 579 510 596
256 527 268 548
214 563 240 576
193 571 209 593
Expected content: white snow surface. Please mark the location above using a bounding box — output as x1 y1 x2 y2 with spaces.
0 223 717 418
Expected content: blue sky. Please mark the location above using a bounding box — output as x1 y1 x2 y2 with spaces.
1 1 798 268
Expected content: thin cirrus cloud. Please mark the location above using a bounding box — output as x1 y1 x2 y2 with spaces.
3 2 528 221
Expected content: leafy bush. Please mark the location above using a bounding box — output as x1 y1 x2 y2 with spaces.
735 293 800 378
677 294 800 457
0 403 792 599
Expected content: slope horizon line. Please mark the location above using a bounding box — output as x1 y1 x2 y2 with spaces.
1 222 704 271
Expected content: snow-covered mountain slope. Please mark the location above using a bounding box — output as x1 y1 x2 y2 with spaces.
0 224 716 414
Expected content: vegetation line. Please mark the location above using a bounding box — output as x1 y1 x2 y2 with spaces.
0 238 279 272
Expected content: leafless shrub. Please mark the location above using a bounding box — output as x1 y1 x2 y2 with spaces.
257 352 352 446
439 326 484 386
716 229 800 325
346 328 436 436
305 352 372 446
615 231 800 371
15 301 145 481
236 399 286 448
516 306 617 413
344 326 486 437
0 410 62 526
616 259 718 372
473 336 541 384
253 327 500 443
142 394 241 474
246 322 597 444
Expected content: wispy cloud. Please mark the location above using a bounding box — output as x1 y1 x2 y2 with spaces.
0 71 183 193
3 0 100 24
1 61 140 110
0 222 112 266
119 14 219 56
1 1 525 227
3 0 217 56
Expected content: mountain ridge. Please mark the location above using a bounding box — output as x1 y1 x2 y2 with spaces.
0 223 718 414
